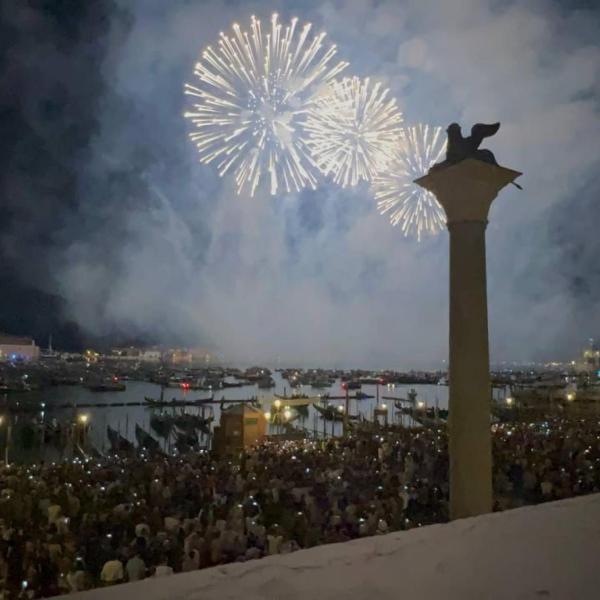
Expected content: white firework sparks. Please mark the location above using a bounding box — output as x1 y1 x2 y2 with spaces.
373 124 447 241
184 13 348 197
305 76 404 187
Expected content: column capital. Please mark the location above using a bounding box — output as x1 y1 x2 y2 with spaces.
414 159 522 224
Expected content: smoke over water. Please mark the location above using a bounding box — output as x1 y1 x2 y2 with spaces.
0 0 599 367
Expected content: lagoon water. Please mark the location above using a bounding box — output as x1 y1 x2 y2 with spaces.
2 371 508 462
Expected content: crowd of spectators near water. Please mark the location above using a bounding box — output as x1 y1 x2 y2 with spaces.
1 417 599 597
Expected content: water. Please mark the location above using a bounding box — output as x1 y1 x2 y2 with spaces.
1 372 508 463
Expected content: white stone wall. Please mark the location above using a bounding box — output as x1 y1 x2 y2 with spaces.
62 493 600 600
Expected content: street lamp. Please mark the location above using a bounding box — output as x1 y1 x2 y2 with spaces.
264 411 271 421
506 397 514 406
566 393 575 402
283 409 292 421
274 399 282 409
75 414 90 448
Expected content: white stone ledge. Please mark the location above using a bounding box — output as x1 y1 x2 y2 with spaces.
63 493 600 600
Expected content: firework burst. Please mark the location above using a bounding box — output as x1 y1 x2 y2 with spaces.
184 13 348 197
305 76 404 187
373 124 447 241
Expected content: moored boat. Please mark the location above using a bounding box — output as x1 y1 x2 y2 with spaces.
135 424 162 453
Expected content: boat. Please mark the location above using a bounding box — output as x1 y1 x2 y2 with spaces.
395 405 449 424
150 414 174 438
275 392 310 399
359 377 384 385
143 396 214 407
295 404 309 419
88 381 126 392
391 389 418 409
310 380 330 388
325 393 374 401
221 380 248 388
186 413 213 434
194 415 213 434
174 430 198 453
313 404 358 422
106 426 134 452
343 381 361 390
173 413 213 435
135 424 162 453
257 376 275 389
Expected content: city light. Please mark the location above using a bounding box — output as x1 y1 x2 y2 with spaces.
274 399 282 409
264 411 271 421
283 409 292 420
566 393 575 402
506 397 514 406
78 414 89 424
417 401 425 409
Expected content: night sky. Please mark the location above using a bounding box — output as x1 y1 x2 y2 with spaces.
0 0 598 367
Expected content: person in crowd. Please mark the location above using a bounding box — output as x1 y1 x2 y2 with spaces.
66 559 88 592
125 552 146 582
153 556 174 578
100 555 124 586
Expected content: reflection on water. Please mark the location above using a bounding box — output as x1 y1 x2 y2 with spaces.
0 371 507 463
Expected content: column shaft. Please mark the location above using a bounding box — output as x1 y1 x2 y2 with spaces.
448 221 492 519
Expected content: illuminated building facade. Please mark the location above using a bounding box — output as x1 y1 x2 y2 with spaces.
212 405 267 455
577 339 600 373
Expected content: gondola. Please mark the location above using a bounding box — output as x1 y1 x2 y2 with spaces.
150 414 174 438
172 414 213 435
106 425 134 453
143 396 214 407
173 414 197 434
313 404 358 422
191 414 213 435
353 392 374 400
394 405 449 424
135 424 162 453
295 404 309 419
88 382 126 392
174 429 198 453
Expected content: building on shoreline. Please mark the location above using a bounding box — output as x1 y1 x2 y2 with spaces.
0 333 40 362
576 339 600 373
109 346 162 362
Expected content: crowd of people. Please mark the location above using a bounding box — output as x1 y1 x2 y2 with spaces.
0 417 599 597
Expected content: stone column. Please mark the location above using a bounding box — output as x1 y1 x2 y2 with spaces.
415 159 521 519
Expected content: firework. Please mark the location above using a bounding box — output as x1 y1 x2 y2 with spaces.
184 14 348 197
304 76 404 187
373 124 447 241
